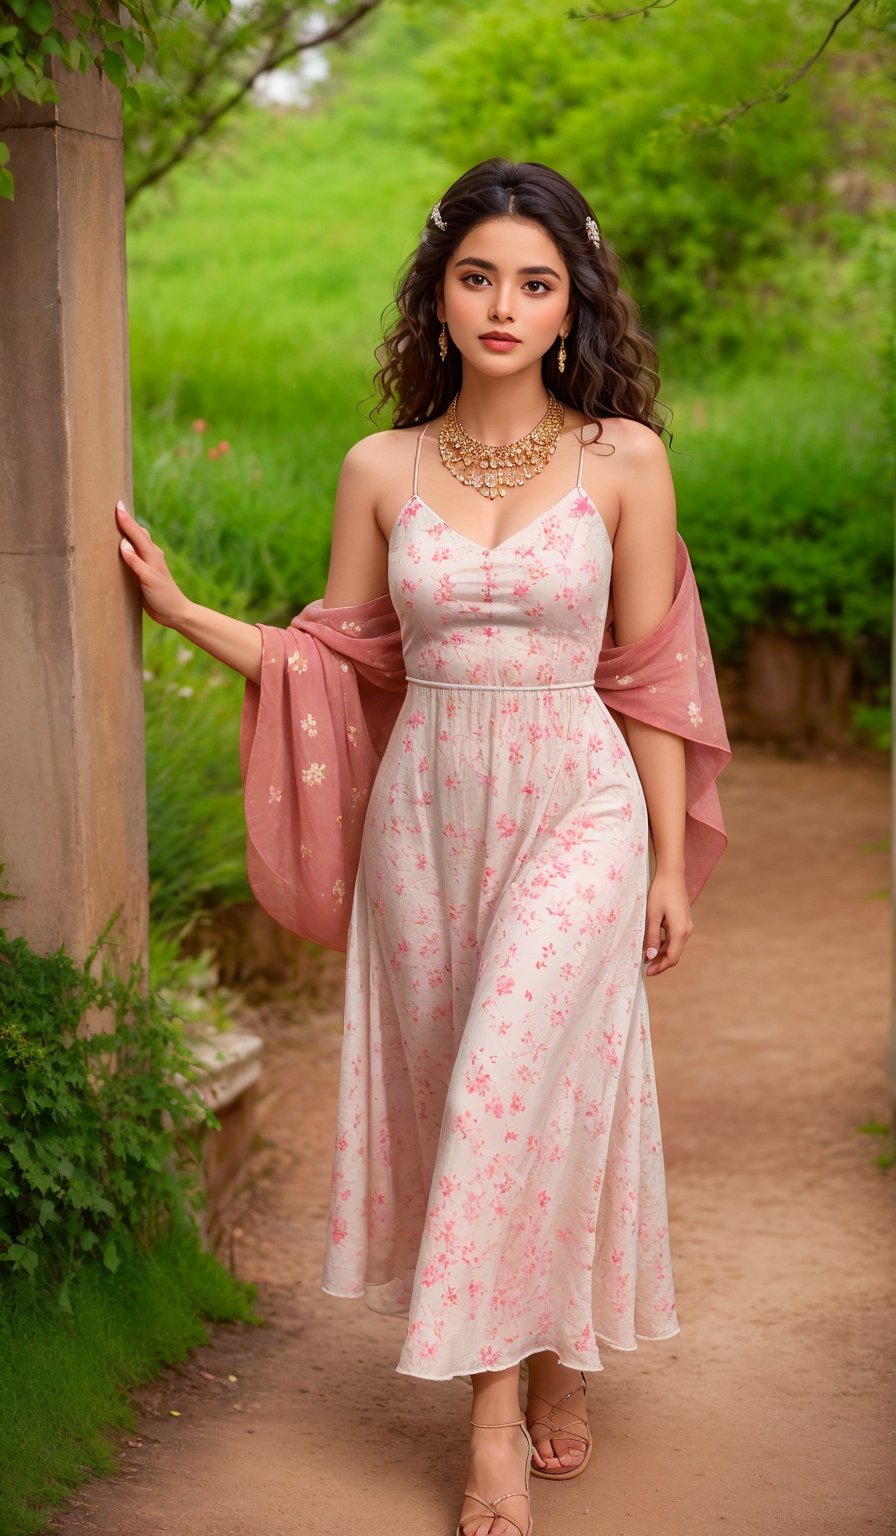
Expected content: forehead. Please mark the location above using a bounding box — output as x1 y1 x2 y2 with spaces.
452 216 567 274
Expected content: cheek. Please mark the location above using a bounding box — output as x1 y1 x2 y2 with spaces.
534 296 569 336
451 284 486 320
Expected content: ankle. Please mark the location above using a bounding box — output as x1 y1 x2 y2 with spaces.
470 1363 522 1426
470 1404 522 1428
527 1353 580 1381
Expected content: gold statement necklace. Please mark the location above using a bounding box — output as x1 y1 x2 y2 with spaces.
438 391 565 500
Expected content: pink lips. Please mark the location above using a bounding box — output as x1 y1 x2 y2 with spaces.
480 335 520 351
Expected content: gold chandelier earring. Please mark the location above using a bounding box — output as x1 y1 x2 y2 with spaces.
557 334 567 375
438 321 448 362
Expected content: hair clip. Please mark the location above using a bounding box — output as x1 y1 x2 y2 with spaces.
430 201 447 231
585 215 601 249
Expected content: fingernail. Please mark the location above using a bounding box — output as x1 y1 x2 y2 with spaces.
645 946 658 959
116 500 126 512
120 538 134 553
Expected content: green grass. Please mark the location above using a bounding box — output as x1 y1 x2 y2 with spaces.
0 1218 261 1536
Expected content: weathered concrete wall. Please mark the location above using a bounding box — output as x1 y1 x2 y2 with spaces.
0 53 147 964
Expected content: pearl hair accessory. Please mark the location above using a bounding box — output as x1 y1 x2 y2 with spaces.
427 198 601 251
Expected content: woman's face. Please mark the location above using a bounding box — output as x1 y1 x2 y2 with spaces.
436 216 574 378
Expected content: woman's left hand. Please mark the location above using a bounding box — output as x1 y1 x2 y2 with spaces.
642 870 693 976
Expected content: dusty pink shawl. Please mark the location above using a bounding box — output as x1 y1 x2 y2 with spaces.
240 532 731 951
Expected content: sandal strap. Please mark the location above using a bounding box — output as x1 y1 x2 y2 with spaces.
459 1419 532 1536
459 1491 530 1536
527 1413 589 1441
526 1373 589 1439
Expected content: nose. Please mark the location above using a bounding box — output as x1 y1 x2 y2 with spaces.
489 289 516 323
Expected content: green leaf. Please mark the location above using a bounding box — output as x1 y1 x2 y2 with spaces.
102 1236 119 1273
40 31 66 58
7 0 29 18
0 141 9 166
120 31 144 69
99 47 128 90
6 1241 38 1273
10 56 41 97
26 0 55 34
71 33 93 71
0 25 21 45
122 84 141 110
33 75 58 104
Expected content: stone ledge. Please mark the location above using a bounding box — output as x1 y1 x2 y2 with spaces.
176 1027 266 1252
188 1028 265 1114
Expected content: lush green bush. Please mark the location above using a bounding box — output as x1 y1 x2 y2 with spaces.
0 899 219 1310
408 0 896 364
667 359 892 667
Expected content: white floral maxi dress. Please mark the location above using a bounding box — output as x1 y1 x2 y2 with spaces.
321 426 680 1380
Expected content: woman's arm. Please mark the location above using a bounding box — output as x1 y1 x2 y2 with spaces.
116 435 393 679
609 427 692 976
320 433 392 608
115 501 263 683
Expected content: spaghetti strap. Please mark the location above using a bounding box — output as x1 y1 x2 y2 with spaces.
576 435 587 489
413 423 429 497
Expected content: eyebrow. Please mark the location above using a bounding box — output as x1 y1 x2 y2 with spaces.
453 257 562 280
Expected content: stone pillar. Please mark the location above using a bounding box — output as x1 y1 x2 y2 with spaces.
0 49 147 966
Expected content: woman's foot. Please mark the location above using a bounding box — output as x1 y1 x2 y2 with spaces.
524 1354 590 1475
458 1364 532 1536
457 1421 533 1536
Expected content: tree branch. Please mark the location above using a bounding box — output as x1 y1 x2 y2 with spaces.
125 0 384 204
575 0 868 129
703 0 866 131
570 1 677 19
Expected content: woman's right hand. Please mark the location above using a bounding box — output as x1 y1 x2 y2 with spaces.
116 500 190 629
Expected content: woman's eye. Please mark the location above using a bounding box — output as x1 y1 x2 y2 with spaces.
461 275 551 294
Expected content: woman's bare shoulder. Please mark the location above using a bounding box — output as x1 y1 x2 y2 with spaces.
343 425 423 481
580 415 667 460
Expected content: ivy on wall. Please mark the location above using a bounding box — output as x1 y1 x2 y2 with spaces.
0 0 222 199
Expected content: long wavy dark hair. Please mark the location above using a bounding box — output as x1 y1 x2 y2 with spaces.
369 157 670 445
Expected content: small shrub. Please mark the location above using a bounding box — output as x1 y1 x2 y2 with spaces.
0 896 220 1313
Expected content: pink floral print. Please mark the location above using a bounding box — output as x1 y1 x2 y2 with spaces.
320 479 681 1380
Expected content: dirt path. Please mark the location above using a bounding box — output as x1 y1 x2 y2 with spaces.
54 743 895 1536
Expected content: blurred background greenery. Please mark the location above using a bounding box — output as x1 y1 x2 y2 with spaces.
122 0 895 969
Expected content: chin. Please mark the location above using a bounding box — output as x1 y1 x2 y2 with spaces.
461 351 533 374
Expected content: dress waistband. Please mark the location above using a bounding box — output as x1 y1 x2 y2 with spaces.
405 675 595 693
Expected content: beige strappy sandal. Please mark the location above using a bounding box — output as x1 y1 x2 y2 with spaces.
525 1370 593 1481
456 1416 534 1536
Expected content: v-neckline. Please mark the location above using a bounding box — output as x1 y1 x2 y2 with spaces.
391 485 613 559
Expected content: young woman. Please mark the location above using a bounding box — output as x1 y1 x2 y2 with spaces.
117 158 731 1536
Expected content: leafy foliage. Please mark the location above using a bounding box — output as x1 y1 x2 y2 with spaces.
0 895 221 1310
0 0 386 202
0 0 199 199
412 0 896 360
